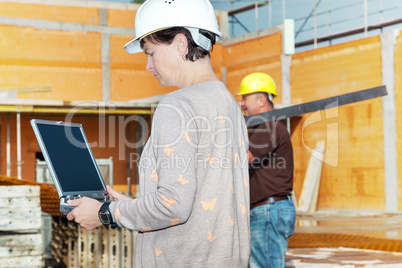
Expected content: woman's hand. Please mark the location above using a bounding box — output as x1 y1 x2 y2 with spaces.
66 186 132 230
66 197 103 230
107 185 132 201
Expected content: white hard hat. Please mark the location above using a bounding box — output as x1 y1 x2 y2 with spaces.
124 0 223 54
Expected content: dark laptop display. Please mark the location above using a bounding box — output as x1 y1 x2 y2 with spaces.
31 119 109 214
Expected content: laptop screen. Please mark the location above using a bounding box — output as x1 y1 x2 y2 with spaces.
31 119 107 198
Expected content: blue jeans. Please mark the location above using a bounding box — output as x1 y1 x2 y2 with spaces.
249 196 296 268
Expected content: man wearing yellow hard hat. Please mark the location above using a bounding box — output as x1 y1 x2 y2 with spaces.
238 72 296 268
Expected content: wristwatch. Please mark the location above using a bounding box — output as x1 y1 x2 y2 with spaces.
99 202 117 229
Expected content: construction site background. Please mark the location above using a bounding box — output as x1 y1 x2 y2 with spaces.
0 0 401 213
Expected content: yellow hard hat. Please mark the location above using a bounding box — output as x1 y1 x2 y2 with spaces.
237 72 277 97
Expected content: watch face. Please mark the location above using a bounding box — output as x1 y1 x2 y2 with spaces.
100 211 110 224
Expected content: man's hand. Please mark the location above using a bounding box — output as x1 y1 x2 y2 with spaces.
66 197 103 230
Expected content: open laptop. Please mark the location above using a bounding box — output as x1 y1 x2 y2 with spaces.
31 119 109 215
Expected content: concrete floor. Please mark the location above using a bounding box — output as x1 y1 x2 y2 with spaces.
285 210 402 267
286 247 402 267
295 210 402 239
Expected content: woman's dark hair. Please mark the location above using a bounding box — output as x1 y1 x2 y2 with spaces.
140 27 217 61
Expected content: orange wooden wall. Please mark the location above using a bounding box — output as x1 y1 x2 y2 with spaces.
0 2 102 101
291 37 385 210
0 1 223 195
0 1 176 102
224 33 283 99
223 31 401 211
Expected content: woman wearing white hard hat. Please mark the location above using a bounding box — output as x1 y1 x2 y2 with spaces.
67 0 251 267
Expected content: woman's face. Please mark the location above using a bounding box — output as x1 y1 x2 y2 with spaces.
143 39 180 87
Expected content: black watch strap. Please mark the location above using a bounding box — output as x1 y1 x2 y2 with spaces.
99 202 117 229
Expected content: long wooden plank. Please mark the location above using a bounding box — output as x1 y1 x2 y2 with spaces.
87 229 98 267
0 207 41 231
0 185 40 198
0 233 42 257
297 141 325 214
245 85 387 126
109 227 121 268
122 228 133 267
0 255 42 267
99 226 109 268
78 225 87 268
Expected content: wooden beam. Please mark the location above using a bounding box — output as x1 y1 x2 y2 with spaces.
246 85 387 127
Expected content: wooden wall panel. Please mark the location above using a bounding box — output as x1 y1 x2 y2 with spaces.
0 26 102 64
291 37 382 103
0 2 99 25
290 37 385 210
109 34 175 102
109 36 224 102
0 24 103 101
110 69 175 101
211 43 223 69
223 32 282 67
110 35 147 68
0 65 102 101
0 3 225 103
108 9 137 28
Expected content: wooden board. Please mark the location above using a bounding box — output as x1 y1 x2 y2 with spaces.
0 233 42 268
70 225 137 267
0 185 41 231
0 233 42 257
0 255 42 268
0 207 41 231
246 85 387 126
122 228 134 267
297 141 325 213
109 227 121 268
99 226 110 268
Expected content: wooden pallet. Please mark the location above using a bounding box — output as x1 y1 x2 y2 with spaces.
0 185 42 267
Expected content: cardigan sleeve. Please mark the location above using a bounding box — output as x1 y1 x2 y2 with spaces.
109 94 198 231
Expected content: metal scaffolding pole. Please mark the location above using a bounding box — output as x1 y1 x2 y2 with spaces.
17 112 21 179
